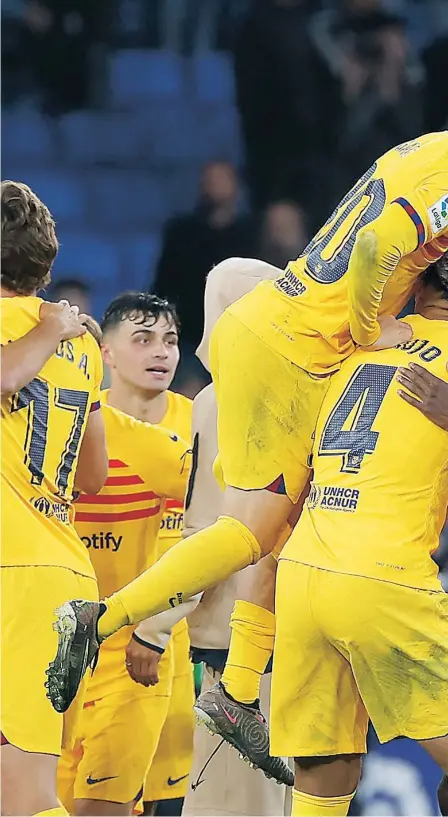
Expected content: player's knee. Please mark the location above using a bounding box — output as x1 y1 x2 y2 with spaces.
438 775 448 816
294 753 362 794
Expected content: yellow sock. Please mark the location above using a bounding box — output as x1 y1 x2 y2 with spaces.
221 600 275 704
99 516 261 638
291 789 355 816
34 808 68 816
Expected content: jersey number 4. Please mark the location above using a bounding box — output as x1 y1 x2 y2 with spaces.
319 363 396 473
10 376 89 497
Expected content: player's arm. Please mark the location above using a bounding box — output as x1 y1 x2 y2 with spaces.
126 596 202 688
1 301 86 397
347 201 421 348
74 341 108 494
74 407 108 494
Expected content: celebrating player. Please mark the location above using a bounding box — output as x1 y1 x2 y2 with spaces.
1 180 108 817
46 134 448 716
270 254 448 816
56 293 194 816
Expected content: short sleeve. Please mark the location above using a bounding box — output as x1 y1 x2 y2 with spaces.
133 423 191 502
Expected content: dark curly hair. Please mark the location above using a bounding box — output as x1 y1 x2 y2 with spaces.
1 180 58 294
101 292 180 335
423 251 448 299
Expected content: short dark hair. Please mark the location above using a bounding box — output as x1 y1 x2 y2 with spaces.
423 253 448 300
1 180 58 294
101 292 180 335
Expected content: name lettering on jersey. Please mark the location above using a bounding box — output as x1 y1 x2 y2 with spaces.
274 267 307 298
55 341 91 380
307 484 360 513
428 194 448 235
394 139 421 157
30 495 70 523
80 532 122 551
396 337 441 363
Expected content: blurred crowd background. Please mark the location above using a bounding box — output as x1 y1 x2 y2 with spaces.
2 1 448 812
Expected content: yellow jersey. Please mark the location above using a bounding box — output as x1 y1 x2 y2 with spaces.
282 314 448 591
157 391 193 556
75 395 191 698
229 132 448 373
1 296 102 578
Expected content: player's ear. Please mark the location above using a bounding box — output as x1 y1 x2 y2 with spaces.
101 342 114 368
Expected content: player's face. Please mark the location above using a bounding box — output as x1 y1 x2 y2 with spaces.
103 314 180 392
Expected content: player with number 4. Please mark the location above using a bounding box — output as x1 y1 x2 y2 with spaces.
47 134 448 769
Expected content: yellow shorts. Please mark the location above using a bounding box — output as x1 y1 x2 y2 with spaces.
142 622 195 802
1 565 98 756
271 562 448 757
58 686 171 809
209 310 330 503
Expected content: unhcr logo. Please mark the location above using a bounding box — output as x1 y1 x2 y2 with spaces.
307 485 360 513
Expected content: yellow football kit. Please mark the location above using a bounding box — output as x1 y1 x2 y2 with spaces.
57 397 191 808
143 392 195 804
1 295 102 755
271 314 448 757
213 132 448 501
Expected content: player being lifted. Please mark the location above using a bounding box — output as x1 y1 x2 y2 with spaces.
46 134 448 736
1 181 108 817
269 254 448 816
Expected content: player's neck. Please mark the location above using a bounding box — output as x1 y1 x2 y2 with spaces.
107 382 168 424
419 304 448 321
0 287 33 298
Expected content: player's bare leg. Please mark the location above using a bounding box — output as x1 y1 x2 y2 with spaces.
418 735 448 816
292 754 362 816
1 744 64 816
194 487 307 783
194 554 290 783
75 797 134 816
438 775 448 816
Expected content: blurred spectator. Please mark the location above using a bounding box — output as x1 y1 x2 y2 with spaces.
49 278 92 315
154 161 254 349
172 350 210 400
233 0 340 219
4 0 107 113
258 201 308 269
310 0 423 191
422 35 448 132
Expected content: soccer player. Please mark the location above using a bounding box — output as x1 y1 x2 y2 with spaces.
270 254 448 816
56 293 194 817
182 258 294 815
1 180 108 817
47 134 448 717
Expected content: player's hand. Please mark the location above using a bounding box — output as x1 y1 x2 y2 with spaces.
39 300 86 341
397 362 448 431
125 634 162 687
366 315 413 351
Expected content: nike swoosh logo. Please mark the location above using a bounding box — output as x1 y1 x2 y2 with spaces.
86 775 118 785
223 708 238 725
170 435 178 442
167 774 188 786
